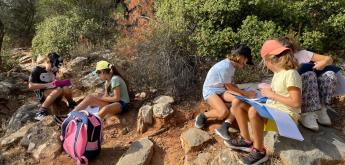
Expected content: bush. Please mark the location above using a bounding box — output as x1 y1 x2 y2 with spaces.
31 14 100 59
127 23 198 97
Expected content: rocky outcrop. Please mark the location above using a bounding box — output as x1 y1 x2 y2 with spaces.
264 126 345 165
180 128 212 153
116 137 154 165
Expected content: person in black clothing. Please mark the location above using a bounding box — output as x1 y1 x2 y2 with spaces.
28 52 76 121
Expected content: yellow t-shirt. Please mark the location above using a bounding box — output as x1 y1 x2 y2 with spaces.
265 69 302 131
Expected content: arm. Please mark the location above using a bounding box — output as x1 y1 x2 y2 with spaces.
311 53 333 70
28 82 51 90
225 83 256 98
261 86 302 109
99 87 121 103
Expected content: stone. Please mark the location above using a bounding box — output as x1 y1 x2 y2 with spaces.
116 137 154 165
264 126 345 165
153 103 174 118
149 88 157 93
0 81 12 99
210 148 240 165
139 92 146 99
80 72 103 89
27 142 36 153
180 128 212 153
6 103 38 135
1 123 35 147
153 95 174 104
185 152 213 165
32 141 62 160
69 57 88 68
137 105 153 134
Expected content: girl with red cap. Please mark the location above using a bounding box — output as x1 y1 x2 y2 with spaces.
226 40 302 165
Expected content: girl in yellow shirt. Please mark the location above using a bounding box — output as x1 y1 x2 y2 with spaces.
226 40 302 165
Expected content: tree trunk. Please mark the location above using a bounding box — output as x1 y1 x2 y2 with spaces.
0 19 4 71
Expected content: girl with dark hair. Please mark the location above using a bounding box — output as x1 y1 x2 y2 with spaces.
73 60 130 119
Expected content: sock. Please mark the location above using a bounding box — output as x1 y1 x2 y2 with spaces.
222 121 231 129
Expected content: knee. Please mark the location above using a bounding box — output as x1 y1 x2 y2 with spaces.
218 108 229 120
302 71 317 80
51 88 63 96
248 107 259 120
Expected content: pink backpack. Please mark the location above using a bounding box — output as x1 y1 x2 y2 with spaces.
61 111 103 165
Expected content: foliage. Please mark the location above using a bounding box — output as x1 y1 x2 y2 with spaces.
31 14 100 58
155 0 345 57
128 22 198 97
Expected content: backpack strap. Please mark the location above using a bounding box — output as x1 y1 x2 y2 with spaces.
77 155 88 165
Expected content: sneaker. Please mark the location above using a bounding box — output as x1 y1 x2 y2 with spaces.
68 100 78 109
240 148 268 165
195 113 207 129
215 122 231 140
300 112 319 131
224 136 253 152
317 106 331 126
34 110 48 121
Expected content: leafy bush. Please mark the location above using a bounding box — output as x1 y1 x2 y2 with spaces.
127 23 198 97
31 14 100 59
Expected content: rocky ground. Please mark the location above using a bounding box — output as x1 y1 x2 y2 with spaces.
0 49 345 165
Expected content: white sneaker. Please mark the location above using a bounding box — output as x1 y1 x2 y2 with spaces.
317 106 332 126
300 112 319 131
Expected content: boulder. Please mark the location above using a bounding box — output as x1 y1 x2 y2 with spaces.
32 141 61 160
153 95 174 104
210 148 240 165
153 103 174 118
69 57 88 69
137 105 153 134
116 137 154 165
1 123 35 147
264 126 345 165
180 128 212 153
80 72 103 89
6 103 38 135
0 81 12 99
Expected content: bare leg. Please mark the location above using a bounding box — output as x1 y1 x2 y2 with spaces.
222 91 237 122
42 88 63 108
248 107 265 150
204 94 229 120
231 98 251 140
73 95 109 111
62 87 74 103
98 102 122 118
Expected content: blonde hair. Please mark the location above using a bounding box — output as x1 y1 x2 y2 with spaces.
227 53 242 63
265 50 298 70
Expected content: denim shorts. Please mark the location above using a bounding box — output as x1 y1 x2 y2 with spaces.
119 100 129 113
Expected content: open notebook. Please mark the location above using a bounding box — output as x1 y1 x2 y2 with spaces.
231 92 304 141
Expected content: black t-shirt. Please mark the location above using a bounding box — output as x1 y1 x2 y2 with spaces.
29 66 56 84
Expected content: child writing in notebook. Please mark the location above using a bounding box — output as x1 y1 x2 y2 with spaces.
73 60 130 119
227 40 302 165
195 44 256 140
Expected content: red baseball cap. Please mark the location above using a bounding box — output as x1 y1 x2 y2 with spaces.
260 40 290 58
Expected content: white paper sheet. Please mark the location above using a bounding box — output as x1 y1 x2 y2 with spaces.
85 106 100 114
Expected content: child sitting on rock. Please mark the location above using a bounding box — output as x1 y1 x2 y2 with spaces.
227 40 302 165
195 44 256 140
73 60 130 119
28 52 76 121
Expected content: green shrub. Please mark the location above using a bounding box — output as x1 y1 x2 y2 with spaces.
236 16 285 60
32 14 100 59
300 30 325 53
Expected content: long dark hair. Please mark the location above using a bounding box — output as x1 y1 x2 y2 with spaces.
103 64 130 90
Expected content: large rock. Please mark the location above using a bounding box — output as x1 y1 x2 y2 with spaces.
6 103 38 135
80 72 103 89
185 152 213 165
180 128 212 153
32 141 61 160
210 148 240 165
1 123 35 147
137 105 153 134
153 103 174 118
69 56 88 69
153 95 174 104
264 126 345 165
0 81 12 99
116 137 154 165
